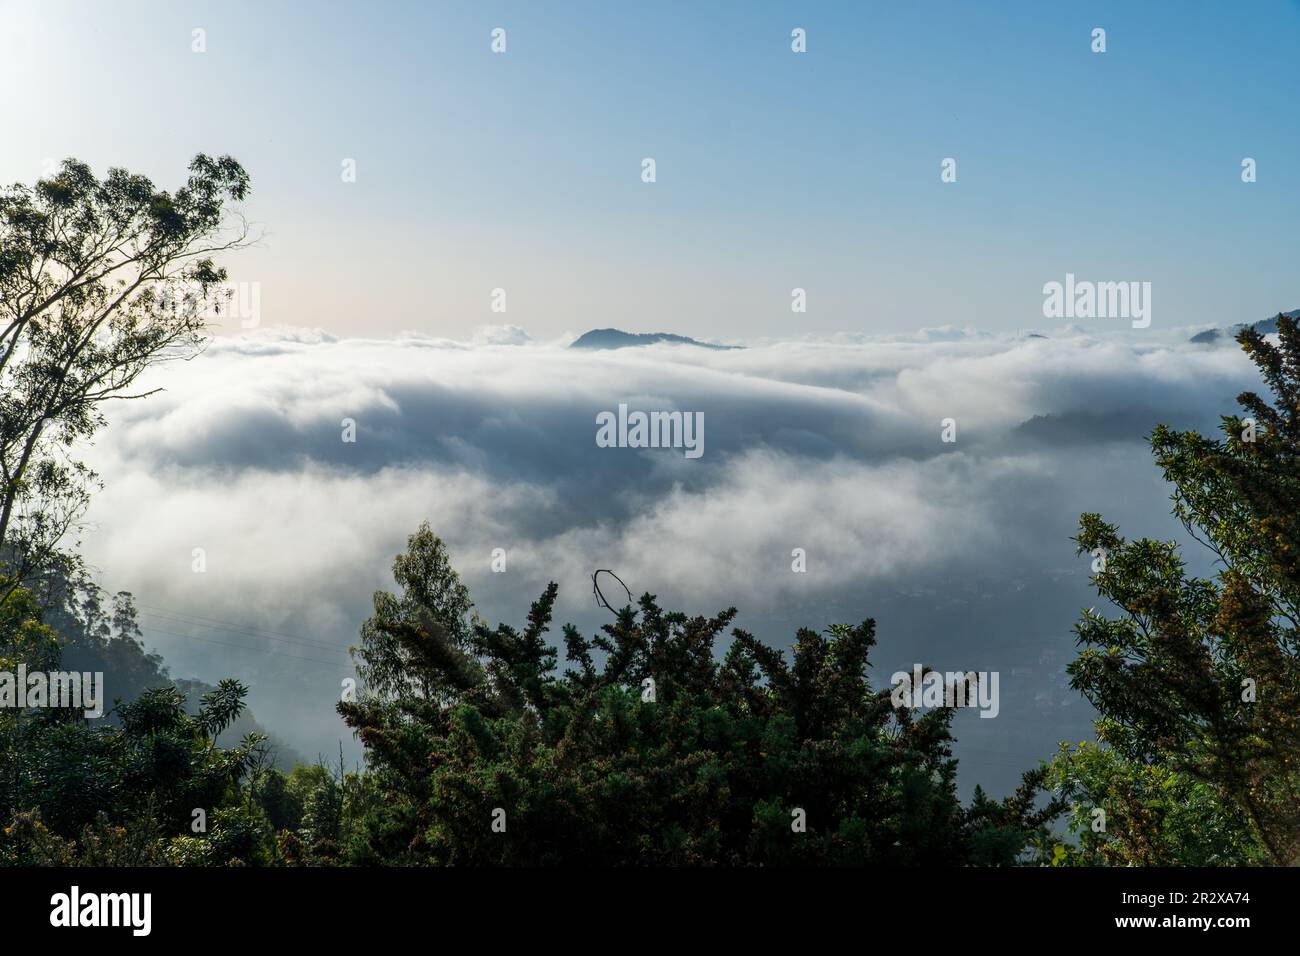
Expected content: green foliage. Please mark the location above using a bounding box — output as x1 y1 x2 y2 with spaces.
166 807 274 869
17 549 301 763
340 526 1059 865
3 677 266 837
0 582 272 866
1045 739 1263 866
1067 313 1300 865
29 552 171 707
0 576 59 673
0 155 250 581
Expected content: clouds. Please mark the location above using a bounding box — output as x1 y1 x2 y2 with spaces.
76 325 1263 789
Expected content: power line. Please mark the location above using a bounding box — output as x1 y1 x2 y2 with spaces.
133 606 345 650
140 623 350 670
136 605 346 653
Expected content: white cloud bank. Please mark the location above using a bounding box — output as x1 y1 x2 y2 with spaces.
73 325 1263 785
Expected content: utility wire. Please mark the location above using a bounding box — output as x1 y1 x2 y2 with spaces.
134 601 345 650
139 623 350 670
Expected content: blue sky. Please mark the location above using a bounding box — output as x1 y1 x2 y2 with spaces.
1 0 1296 339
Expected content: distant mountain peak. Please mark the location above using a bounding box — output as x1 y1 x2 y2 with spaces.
1190 309 1300 344
569 328 739 350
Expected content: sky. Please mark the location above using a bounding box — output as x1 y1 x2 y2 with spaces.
2 1 1298 793
1 0 1297 341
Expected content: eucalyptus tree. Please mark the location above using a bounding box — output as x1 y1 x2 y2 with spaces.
0 155 251 584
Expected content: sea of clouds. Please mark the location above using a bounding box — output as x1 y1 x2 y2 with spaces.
75 322 1264 792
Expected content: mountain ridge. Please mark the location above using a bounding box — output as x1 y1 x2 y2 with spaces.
1190 309 1300 344
569 328 739 350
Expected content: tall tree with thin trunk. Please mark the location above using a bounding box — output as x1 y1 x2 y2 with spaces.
0 155 251 584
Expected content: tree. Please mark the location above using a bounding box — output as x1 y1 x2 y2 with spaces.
29 553 171 705
1069 313 1300 865
0 155 251 584
0 576 270 866
1045 741 1263 866
341 525 1059 865
0 153 276 867
337 522 479 862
